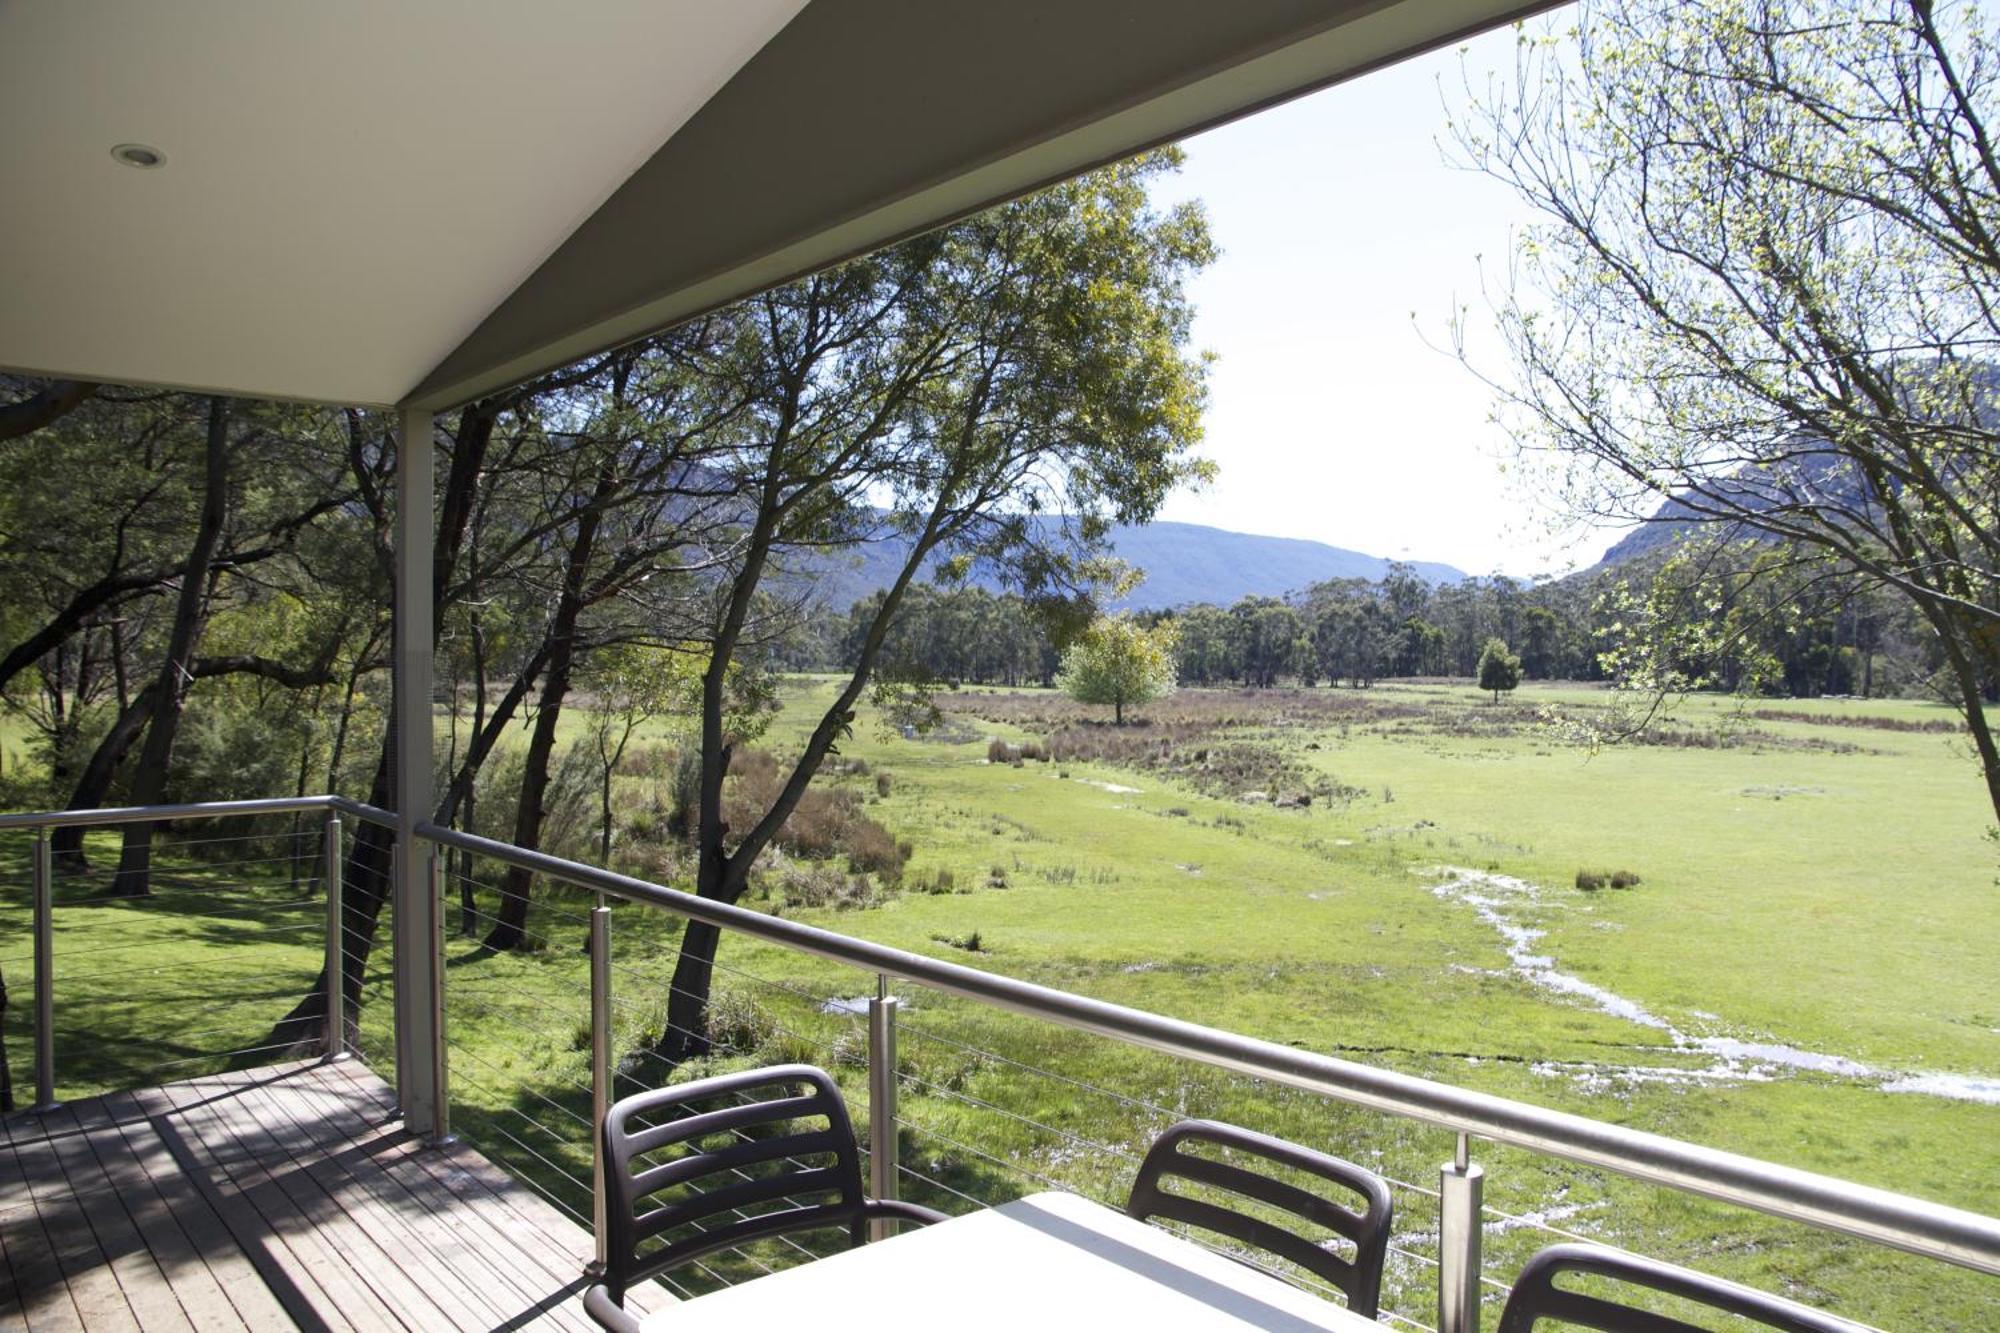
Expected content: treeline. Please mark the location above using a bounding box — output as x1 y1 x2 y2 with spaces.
1167 565 1599 687
805 584 1059 686
828 544 1945 700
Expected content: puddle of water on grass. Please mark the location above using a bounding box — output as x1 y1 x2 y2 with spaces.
1426 866 2000 1105
820 996 870 1016
1079 779 1141 794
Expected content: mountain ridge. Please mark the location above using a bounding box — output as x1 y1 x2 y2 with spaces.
804 518 1466 611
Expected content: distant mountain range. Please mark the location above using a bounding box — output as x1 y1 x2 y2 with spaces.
1592 451 1863 568
804 519 1466 611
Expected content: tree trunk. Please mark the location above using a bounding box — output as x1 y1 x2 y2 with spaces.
460 615 487 936
0 962 12 1113
262 751 394 1055
657 918 725 1063
484 666 573 951
108 397 232 898
485 477 607 951
600 763 615 864
51 685 157 871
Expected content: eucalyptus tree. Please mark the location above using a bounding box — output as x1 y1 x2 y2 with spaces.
0 387 360 875
475 347 753 951
1057 615 1180 723
1457 0 2000 821
654 151 1214 1063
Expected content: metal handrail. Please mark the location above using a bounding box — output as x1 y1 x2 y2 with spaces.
419 818 2000 1281
0 793 397 832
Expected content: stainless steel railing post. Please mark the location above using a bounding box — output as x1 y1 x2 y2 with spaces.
589 897 612 1273
323 811 345 1060
31 824 57 1112
427 845 451 1144
867 973 899 1240
1439 1132 1485 1333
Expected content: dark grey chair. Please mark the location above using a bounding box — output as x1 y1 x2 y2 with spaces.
1125 1119 1394 1319
584 1063 945 1332
1497 1243 1865 1332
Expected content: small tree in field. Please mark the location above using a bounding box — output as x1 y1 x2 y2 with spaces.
1476 637 1521 704
1057 617 1178 724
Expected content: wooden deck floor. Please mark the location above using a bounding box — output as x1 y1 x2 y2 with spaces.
1 1060 667 1332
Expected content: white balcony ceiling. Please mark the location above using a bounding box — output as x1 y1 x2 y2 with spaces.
0 0 1557 411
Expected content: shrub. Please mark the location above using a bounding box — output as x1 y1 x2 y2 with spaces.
876 770 894 797
1018 741 1048 763
1609 870 1643 889
777 862 850 908
1574 870 1606 891
845 819 905 880
614 743 675 779
987 738 1020 764
776 863 889 911
704 988 775 1055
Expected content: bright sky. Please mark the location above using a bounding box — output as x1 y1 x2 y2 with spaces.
1151 18 1622 580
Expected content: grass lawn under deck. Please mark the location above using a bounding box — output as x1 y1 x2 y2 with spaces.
3 677 1995 1326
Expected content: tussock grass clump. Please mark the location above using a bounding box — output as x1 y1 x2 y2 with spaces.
912 867 958 894
704 987 775 1053
776 862 887 911
1576 868 1643 892
844 820 904 877
932 930 985 953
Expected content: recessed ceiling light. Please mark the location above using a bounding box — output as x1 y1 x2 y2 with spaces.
111 143 166 169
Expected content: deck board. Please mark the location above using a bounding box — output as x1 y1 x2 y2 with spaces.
0 1060 650 1331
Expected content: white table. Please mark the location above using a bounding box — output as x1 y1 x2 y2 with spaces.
642 1190 1379 1331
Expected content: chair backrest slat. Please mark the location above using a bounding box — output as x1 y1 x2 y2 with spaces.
1163 1150 1369 1235
1126 1119 1393 1320
599 1065 869 1302
633 1164 851 1245
618 1090 832 1162
1496 1244 1865 1333
626 1124 849 1203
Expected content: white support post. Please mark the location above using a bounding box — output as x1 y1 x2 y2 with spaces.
393 404 442 1139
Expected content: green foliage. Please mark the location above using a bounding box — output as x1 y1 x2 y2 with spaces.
1055 616 1178 723
1457 0 2000 821
1475 638 1522 702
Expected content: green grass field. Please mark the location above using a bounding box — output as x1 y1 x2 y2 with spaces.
4 679 1995 1325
